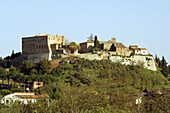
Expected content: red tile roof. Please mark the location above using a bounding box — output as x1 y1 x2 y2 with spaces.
14 92 35 94
16 94 49 99
131 48 147 50
129 45 138 48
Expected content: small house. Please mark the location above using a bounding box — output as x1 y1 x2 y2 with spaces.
1 92 49 105
129 45 147 55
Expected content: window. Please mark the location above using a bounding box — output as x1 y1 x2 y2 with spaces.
6 100 9 104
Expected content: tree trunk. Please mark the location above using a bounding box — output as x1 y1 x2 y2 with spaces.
2 79 4 85
14 81 15 88
8 78 9 86
19 82 21 91
2 79 4 89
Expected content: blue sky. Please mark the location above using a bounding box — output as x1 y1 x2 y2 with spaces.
0 0 170 63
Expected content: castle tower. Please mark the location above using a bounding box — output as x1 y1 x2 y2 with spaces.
112 38 116 42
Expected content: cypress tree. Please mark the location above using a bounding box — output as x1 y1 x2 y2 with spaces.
155 54 158 63
94 35 99 48
161 56 169 77
162 56 167 69
168 65 170 74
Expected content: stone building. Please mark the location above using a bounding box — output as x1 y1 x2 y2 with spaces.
79 41 94 53
99 38 131 56
79 38 131 56
129 45 147 55
22 34 65 63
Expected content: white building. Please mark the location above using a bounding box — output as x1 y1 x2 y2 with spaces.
133 48 147 55
129 45 147 55
1 92 49 105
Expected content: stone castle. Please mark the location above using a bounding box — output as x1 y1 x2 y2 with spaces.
79 38 147 56
14 33 156 71
22 34 65 63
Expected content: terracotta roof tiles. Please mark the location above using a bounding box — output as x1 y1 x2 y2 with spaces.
16 94 49 99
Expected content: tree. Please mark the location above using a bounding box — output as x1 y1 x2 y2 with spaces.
6 71 11 86
17 73 25 87
87 33 94 41
9 66 19 87
68 42 81 53
0 68 7 86
94 35 99 48
155 54 160 64
38 59 51 75
65 39 70 44
168 65 170 73
20 60 35 75
29 68 38 75
161 56 167 69
11 50 15 57
161 56 169 77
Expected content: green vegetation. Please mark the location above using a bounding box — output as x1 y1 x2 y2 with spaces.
94 35 100 50
87 33 94 41
155 55 170 80
68 42 81 53
0 57 169 112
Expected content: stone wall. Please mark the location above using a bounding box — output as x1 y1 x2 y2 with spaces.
79 42 94 53
109 55 157 71
103 43 113 50
79 54 103 60
22 34 65 63
22 36 49 55
27 53 51 63
78 54 157 71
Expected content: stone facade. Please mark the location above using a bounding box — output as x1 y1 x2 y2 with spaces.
22 34 65 63
79 41 94 53
79 54 157 71
129 45 147 55
79 38 131 56
99 38 130 56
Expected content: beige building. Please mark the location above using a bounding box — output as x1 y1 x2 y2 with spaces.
129 45 147 55
79 38 131 56
79 41 94 53
22 34 65 63
99 38 130 56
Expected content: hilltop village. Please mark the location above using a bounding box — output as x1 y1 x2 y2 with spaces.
0 33 169 112
12 33 156 71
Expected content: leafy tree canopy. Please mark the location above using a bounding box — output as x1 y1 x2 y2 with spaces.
68 42 81 53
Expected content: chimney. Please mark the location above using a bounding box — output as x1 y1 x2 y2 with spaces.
112 38 116 42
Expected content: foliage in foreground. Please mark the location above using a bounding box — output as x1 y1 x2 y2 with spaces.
0 86 169 113
0 57 169 112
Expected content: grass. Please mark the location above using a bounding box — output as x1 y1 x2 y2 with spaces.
153 84 169 89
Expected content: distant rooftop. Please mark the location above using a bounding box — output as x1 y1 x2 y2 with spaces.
16 94 49 99
22 33 60 38
35 33 48 36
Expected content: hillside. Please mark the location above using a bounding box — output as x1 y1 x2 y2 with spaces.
55 57 168 88
0 57 169 112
